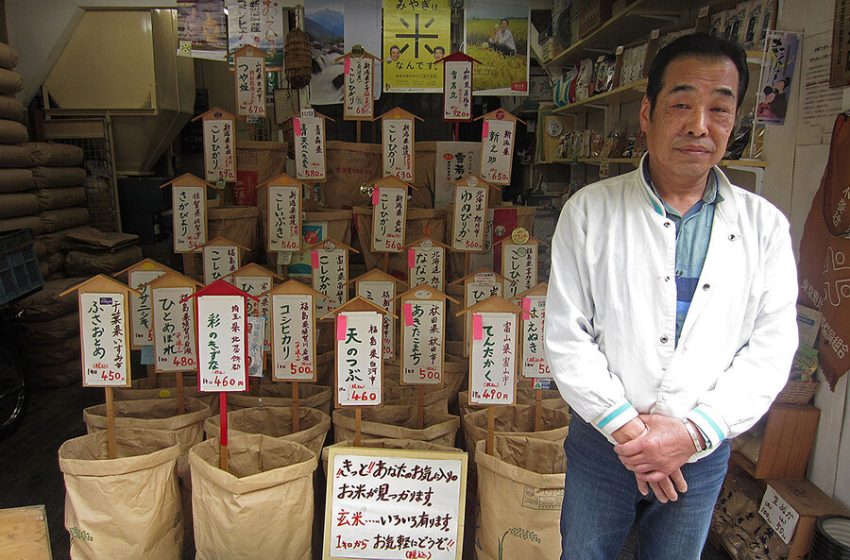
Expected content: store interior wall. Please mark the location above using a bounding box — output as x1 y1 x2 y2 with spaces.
2 0 849 506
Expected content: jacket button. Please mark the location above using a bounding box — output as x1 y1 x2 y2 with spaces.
665 276 671 282
660 335 669 344
664 222 672 228
702 283 711 290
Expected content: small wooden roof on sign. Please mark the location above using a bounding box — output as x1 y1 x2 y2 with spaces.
158 173 216 190
224 262 285 283
448 268 513 287
59 274 139 298
455 294 522 317
513 282 549 300
181 278 258 302
307 238 360 254
335 45 379 62
147 270 203 290
199 235 250 252
232 45 267 59
396 283 460 305
492 235 549 249
326 295 396 319
191 106 237 123
376 107 424 122
404 236 452 251
349 268 407 287
475 107 526 125
372 175 417 191
257 172 305 189
436 51 482 65
266 279 326 299
113 258 178 279
453 175 502 193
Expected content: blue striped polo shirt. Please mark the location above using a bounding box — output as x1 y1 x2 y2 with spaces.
643 160 721 344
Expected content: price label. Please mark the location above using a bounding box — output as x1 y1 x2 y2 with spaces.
758 485 799 545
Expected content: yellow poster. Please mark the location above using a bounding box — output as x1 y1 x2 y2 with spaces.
382 0 450 93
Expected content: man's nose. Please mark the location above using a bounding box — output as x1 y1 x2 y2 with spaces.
685 108 709 137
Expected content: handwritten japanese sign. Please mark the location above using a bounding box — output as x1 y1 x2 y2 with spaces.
294 115 327 182
464 278 502 354
480 117 516 186
408 243 444 292
203 117 236 182
313 246 349 317
128 270 165 348
268 185 301 252
469 312 517 405
81 293 130 387
451 181 488 252
382 117 415 182
324 447 467 560
247 317 266 378
172 185 206 253
758 485 799 545
521 295 550 379
443 60 472 121
203 243 240 285
372 186 407 253
502 243 538 298
344 55 375 120
402 298 444 385
225 0 284 68
271 294 317 382
152 287 197 373
357 281 396 360
435 142 481 209
336 311 383 406
197 295 247 392
234 274 272 353
234 48 267 117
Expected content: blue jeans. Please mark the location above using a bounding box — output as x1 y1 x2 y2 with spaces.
560 415 730 560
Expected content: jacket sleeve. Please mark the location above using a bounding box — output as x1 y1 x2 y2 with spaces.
687 210 799 448
545 202 638 438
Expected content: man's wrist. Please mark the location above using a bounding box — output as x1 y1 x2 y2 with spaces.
682 418 706 452
612 417 648 444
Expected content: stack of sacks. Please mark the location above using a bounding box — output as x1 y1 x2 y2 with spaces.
12 277 87 387
62 227 142 276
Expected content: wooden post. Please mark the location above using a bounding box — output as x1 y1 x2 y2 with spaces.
534 389 542 432
354 406 362 447
356 121 362 143
463 253 471 276
219 392 229 472
105 387 117 459
292 382 301 432
486 405 495 455
416 385 425 430
176 372 185 415
382 253 390 272
182 253 197 279
454 122 459 142
145 363 155 379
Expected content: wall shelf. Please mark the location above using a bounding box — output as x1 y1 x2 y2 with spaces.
553 79 648 114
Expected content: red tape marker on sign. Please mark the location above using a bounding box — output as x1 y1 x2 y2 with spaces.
473 313 483 340
404 303 414 326
372 187 380 206
336 315 347 341
482 121 489 139
344 56 351 75
522 298 531 320
293 117 301 136
408 248 415 269
311 250 319 268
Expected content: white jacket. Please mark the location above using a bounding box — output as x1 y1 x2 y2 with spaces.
545 158 798 459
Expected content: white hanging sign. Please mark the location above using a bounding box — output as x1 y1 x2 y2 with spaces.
480 118 515 186
203 244 240 285
197 295 247 392
408 244 444 291
502 243 538 298
336 311 383 406
469 312 517 405
128 270 165 347
382 118 414 182
294 116 327 181
80 293 130 387
372 186 406 253
152 287 197 372
343 56 375 120
357 281 396 360
521 295 551 379
444 60 473 121
234 275 272 353
435 142 481 209
402 299 444 385
271 294 317 381
172 185 206 253
313 247 348 317
451 184 488 251
268 185 301 252
247 316 266 378
203 118 236 182
759 485 799 545
464 280 502 350
235 53 266 117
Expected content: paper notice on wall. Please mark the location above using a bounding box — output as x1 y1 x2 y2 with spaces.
798 30 845 145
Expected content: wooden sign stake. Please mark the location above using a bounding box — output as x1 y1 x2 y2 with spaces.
176 372 185 415
416 386 425 430
354 407 362 447
486 405 495 456
534 388 542 432
183 254 197 278
105 387 117 459
220 392 228 471
292 381 301 433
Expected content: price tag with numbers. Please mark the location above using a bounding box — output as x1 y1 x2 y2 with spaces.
758 485 799 544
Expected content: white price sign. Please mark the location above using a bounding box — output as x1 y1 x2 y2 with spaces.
268 185 301 252
372 187 406 253
235 54 266 117
521 296 551 378
203 118 236 182
336 311 383 406
313 248 348 317
247 316 266 378
502 243 538 298
343 56 375 120
203 244 240 284
443 60 473 120
235 275 272 353
128 270 165 347
152 287 197 372
402 300 444 385
382 118 414 182
172 185 206 252
451 185 488 252
480 119 515 186
408 245 444 291
271 294 316 381
197 295 247 392
469 312 517 405
357 281 396 360
80 293 130 387
464 280 501 352
294 116 327 181
758 485 799 545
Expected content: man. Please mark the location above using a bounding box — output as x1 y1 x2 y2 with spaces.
488 18 516 56
769 76 790 119
387 45 401 62
545 33 797 559
433 46 446 61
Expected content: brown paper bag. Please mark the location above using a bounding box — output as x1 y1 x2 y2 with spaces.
352 206 447 274
459 389 569 420
189 434 317 560
227 382 332 416
382 372 452 412
475 436 566 560
332 403 460 446
204 406 331 457
115 375 219 411
462 405 569 457
58 430 183 560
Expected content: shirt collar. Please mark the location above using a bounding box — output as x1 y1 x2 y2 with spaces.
641 156 723 217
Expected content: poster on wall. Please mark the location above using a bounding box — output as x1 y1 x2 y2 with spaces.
176 0 228 61
382 0 451 93
225 0 285 68
464 1 530 96
755 30 801 126
304 0 345 105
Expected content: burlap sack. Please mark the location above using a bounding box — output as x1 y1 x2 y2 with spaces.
21 334 78 368
382 372 452 412
12 276 85 321
189 434 317 560
63 227 138 251
25 360 80 387
0 95 24 121
0 215 43 235
474 436 566 560
314 348 334 385
332 404 460 446
0 192 38 218
352 206 447 274
40 207 89 233
36 186 86 210
321 437 460 477
46 251 65 275
462 405 569 457
37 226 90 253
204 406 331 457
0 168 33 192
84 397 212 451
459 388 569 420
265 209 352 270
32 166 87 189
65 246 143 276
324 141 382 209
30 142 84 167
58 430 183 560
227 382 332 416
32 238 46 259
16 311 79 341
0 118 27 144
115 375 219 411
234 140 287 206
0 68 22 94
0 43 20 69
0 145 35 168
208 206 258 253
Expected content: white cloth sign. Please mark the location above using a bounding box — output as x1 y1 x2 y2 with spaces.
336 311 383 406
172 185 206 252
197 294 247 392
80 293 129 387
152 286 197 372
268 185 301 252
271 294 316 381
203 119 236 182
382 118 414 182
469 312 516 405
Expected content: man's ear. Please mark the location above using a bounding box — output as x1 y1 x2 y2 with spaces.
639 96 651 133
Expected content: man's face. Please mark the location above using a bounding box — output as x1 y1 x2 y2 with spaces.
390 47 400 61
774 79 786 93
500 20 508 30
640 55 738 185
435 49 444 61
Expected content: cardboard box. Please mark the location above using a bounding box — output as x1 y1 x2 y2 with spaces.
578 0 614 39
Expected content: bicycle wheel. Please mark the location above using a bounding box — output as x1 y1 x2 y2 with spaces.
0 340 27 437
